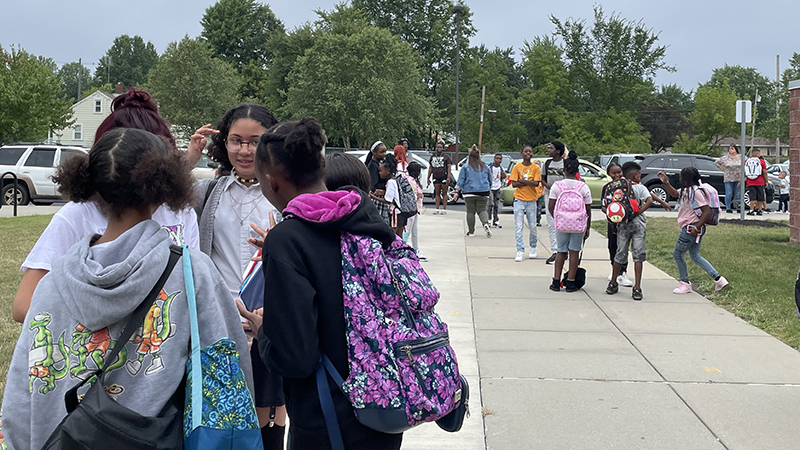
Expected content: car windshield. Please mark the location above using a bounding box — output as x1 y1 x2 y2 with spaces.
196 153 213 168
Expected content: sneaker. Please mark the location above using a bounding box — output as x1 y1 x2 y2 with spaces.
545 253 557 265
529 249 537 259
632 288 643 301
417 251 428 262
536 221 541 227
466 232 475 237
726 209 732 213
605 281 619 295
746 211 755 216
714 276 729 292
565 279 578 293
617 272 634 287
673 281 692 294
515 251 524 262
549 278 561 292
756 210 763 216
433 209 440 215
441 210 447 215
484 223 493 238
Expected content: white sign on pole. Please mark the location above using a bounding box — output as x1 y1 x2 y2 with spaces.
736 100 752 123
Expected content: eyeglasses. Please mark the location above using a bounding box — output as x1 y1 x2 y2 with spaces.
226 138 258 153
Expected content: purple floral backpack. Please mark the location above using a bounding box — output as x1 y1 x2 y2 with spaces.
316 232 466 447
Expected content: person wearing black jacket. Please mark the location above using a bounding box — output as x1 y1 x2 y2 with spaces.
238 117 402 450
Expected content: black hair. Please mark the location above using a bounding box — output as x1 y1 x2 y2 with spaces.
563 150 579 176
208 104 279 173
606 162 622 173
399 138 409 146
257 117 327 189
550 140 566 156
729 144 739 154
407 161 422 186
621 161 641 178
365 141 385 166
680 167 701 188
381 154 398 175
53 128 193 218
324 152 370 192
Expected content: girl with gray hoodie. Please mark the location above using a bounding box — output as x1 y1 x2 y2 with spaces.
0 128 253 450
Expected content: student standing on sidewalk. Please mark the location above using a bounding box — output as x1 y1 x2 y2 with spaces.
487 153 507 228
744 149 768 215
541 141 567 264
427 141 452 215
454 145 493 237
601 163 632 287
508 145 541 262
548 151 591 292
657 168 729 294
406 161 428 261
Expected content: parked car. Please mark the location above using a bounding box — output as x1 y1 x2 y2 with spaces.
594 153 648 171
500 157 611 208
765 163 789 184
193 152 218 180
1 144 88 205
350 150 461 202
636 153 773 207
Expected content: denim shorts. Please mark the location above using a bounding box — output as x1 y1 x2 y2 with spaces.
556 231 584 252
615 220 647 263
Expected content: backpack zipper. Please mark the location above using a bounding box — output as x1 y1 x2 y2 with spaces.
395 333 450 398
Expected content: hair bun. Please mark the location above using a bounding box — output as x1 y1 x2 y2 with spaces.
567 150 578 160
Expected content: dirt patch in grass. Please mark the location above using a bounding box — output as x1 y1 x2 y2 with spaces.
719 219 789 228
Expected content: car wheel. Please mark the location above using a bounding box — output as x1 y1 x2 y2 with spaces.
743 191 750 208
648 184 668 203
447 183 459 204
3 183 30 206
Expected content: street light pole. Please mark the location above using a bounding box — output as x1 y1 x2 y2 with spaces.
453 3 464 162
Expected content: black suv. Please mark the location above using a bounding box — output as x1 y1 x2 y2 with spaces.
637 153 774 207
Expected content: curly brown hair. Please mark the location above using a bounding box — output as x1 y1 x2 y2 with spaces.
208 104 278 173
54 128 194 218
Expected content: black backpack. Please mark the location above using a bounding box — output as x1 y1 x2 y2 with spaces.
602 179 639 224
394 174 418 215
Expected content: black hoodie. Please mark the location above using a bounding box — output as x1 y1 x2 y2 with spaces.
257 188 401 449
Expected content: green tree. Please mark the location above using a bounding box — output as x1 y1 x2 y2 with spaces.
761 53 800 143
659 83 694 113
284 25 431 150
146 36 241 138
550 6 674 113
260 24 316 111
705 64 774 122
689 79 738 152
94 35 159 87
201 0 285 69
518 36 572 145
637 95 691 152
58 61 93 102
0 45 74 144
559 110 651 157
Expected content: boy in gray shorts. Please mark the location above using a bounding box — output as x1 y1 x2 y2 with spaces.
607 162 653 301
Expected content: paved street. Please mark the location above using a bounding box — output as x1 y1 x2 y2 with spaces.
406 210 800 450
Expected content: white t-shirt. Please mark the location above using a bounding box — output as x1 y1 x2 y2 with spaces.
490 165 504 191
22 201 199 272
549 179 592 204
210 176 278 301
543 159 565 199
384 178 400 208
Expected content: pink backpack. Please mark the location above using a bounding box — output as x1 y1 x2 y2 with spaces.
554 180 588 233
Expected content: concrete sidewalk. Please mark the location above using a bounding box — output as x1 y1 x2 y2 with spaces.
411 211 800 450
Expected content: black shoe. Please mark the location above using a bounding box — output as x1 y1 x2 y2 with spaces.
726 209 732 213
565 279 578 293
756 210 763 216
606 281 619 295
549 278 561 292
632 288 643 301
746 211 755 216
545 253 557 265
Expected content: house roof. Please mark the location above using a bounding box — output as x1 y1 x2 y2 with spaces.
72 90 118 107
714 136 788 147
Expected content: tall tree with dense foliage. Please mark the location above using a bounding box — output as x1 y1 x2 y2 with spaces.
94 35 159 87
761 52 800 143
147 36 241 138
0 45 74 144
58 61 93 103
518 36 572 145
284 9 431 150
682 79 738 153
705 64 774 122
551 6 674 113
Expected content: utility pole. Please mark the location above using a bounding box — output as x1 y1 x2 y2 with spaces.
776 55 781 163
750 87 759 155
478 86 486 151
76 58 82 101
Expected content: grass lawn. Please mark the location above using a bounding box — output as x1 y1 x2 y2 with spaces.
592 217 800 350
0 215 52 402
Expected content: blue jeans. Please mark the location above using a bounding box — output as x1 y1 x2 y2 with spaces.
673 226 719 283
723 181 739 210
514 199 538 252
535 197 543 223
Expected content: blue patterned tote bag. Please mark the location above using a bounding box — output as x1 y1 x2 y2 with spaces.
181 246 263 449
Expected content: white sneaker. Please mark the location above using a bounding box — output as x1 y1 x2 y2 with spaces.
617 272 634 287
515 251 524 262
484 223 492 238
528 249 537 259
440 210 447 215
433 209 440 215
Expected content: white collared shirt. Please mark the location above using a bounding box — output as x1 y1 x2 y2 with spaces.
210 176 278 301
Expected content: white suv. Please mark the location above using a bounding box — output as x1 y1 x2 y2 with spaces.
1 144 88 205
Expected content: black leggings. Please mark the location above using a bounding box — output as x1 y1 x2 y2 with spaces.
607 223 628 273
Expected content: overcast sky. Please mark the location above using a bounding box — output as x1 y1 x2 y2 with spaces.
2 0 797 93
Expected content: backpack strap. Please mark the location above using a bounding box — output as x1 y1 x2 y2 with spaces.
317 355 346 450
543 159 552 184
203 179 219 209
65 245 183 413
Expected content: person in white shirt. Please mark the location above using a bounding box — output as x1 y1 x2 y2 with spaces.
487 153 507 228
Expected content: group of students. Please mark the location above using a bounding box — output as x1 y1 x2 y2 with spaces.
1 90 416 450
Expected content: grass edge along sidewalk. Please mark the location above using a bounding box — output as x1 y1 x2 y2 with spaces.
0 215 52 402
592 217 800 351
